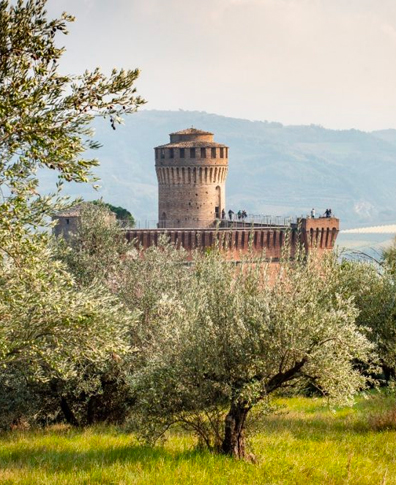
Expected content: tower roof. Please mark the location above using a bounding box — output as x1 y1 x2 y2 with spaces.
169 128 213 136
158 127 226 147
53 203 84 218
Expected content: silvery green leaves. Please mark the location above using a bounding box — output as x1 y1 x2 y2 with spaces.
130 249 375 459
0 0 144 260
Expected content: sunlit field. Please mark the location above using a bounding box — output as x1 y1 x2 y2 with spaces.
0 393 395 484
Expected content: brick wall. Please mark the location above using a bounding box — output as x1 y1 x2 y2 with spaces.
125 217 339 261
155 132 228 229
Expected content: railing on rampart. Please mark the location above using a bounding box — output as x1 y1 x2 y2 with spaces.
123 215 340 257
126 213 335 230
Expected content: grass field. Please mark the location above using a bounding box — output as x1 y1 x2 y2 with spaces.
0 393 396 484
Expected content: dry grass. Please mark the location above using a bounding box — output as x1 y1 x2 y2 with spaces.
366 392 396 431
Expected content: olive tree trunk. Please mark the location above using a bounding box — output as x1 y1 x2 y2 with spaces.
221 403 250 459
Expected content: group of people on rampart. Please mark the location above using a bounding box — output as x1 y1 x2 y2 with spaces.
310 208 333 218
222 209 248 221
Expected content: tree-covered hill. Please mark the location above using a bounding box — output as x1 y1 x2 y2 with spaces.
39 110 396 228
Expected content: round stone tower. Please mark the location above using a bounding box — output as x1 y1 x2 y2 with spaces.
155 128 229 228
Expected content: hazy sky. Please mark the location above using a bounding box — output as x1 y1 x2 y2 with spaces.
47 0 396 131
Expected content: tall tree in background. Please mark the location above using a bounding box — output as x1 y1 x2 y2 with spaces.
93 201 135 227
0 0 144 260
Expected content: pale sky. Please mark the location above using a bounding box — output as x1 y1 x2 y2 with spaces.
47 0 396 131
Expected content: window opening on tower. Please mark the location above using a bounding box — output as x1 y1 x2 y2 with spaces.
180 148 185 158
201 147 206 158
211 148 216 158
190 148 196 158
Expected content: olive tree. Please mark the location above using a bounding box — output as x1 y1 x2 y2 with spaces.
130 250 374 459
335 258 396 380
55 202 131 288
0 246 135 428
0 0 144 261
54 204 192 424
0 0 144 426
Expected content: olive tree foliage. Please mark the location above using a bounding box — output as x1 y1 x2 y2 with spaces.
118 241 191 334
335 257 396 379
0 0 144 260
0 246 134 428
44 203 141 426
55 201 191 328
0 199 139 427
383 238 396 276
130 250 374 459
55 202 131 288
55 202 191 312
54 204 191 424
0 0 144 427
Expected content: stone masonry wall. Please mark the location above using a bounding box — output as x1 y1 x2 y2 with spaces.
52 215 80 238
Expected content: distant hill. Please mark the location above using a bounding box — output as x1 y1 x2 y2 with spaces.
39 110 396 229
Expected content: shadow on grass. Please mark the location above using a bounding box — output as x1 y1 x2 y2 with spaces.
1 394 393 473
0 441 217 474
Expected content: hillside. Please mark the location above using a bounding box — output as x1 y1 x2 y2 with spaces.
39 110 396 228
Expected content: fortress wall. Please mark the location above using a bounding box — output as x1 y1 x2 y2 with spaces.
125 218 339 261
300 217 339 251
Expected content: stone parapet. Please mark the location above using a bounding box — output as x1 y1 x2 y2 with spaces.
125 218 339 261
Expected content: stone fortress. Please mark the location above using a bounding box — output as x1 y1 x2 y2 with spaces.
125 128 340 260
54 127 340 259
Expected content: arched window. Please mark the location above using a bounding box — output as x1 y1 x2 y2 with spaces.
215 186 221 219
160 212 167 228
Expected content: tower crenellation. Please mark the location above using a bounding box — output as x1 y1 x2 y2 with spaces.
155 128 228 228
